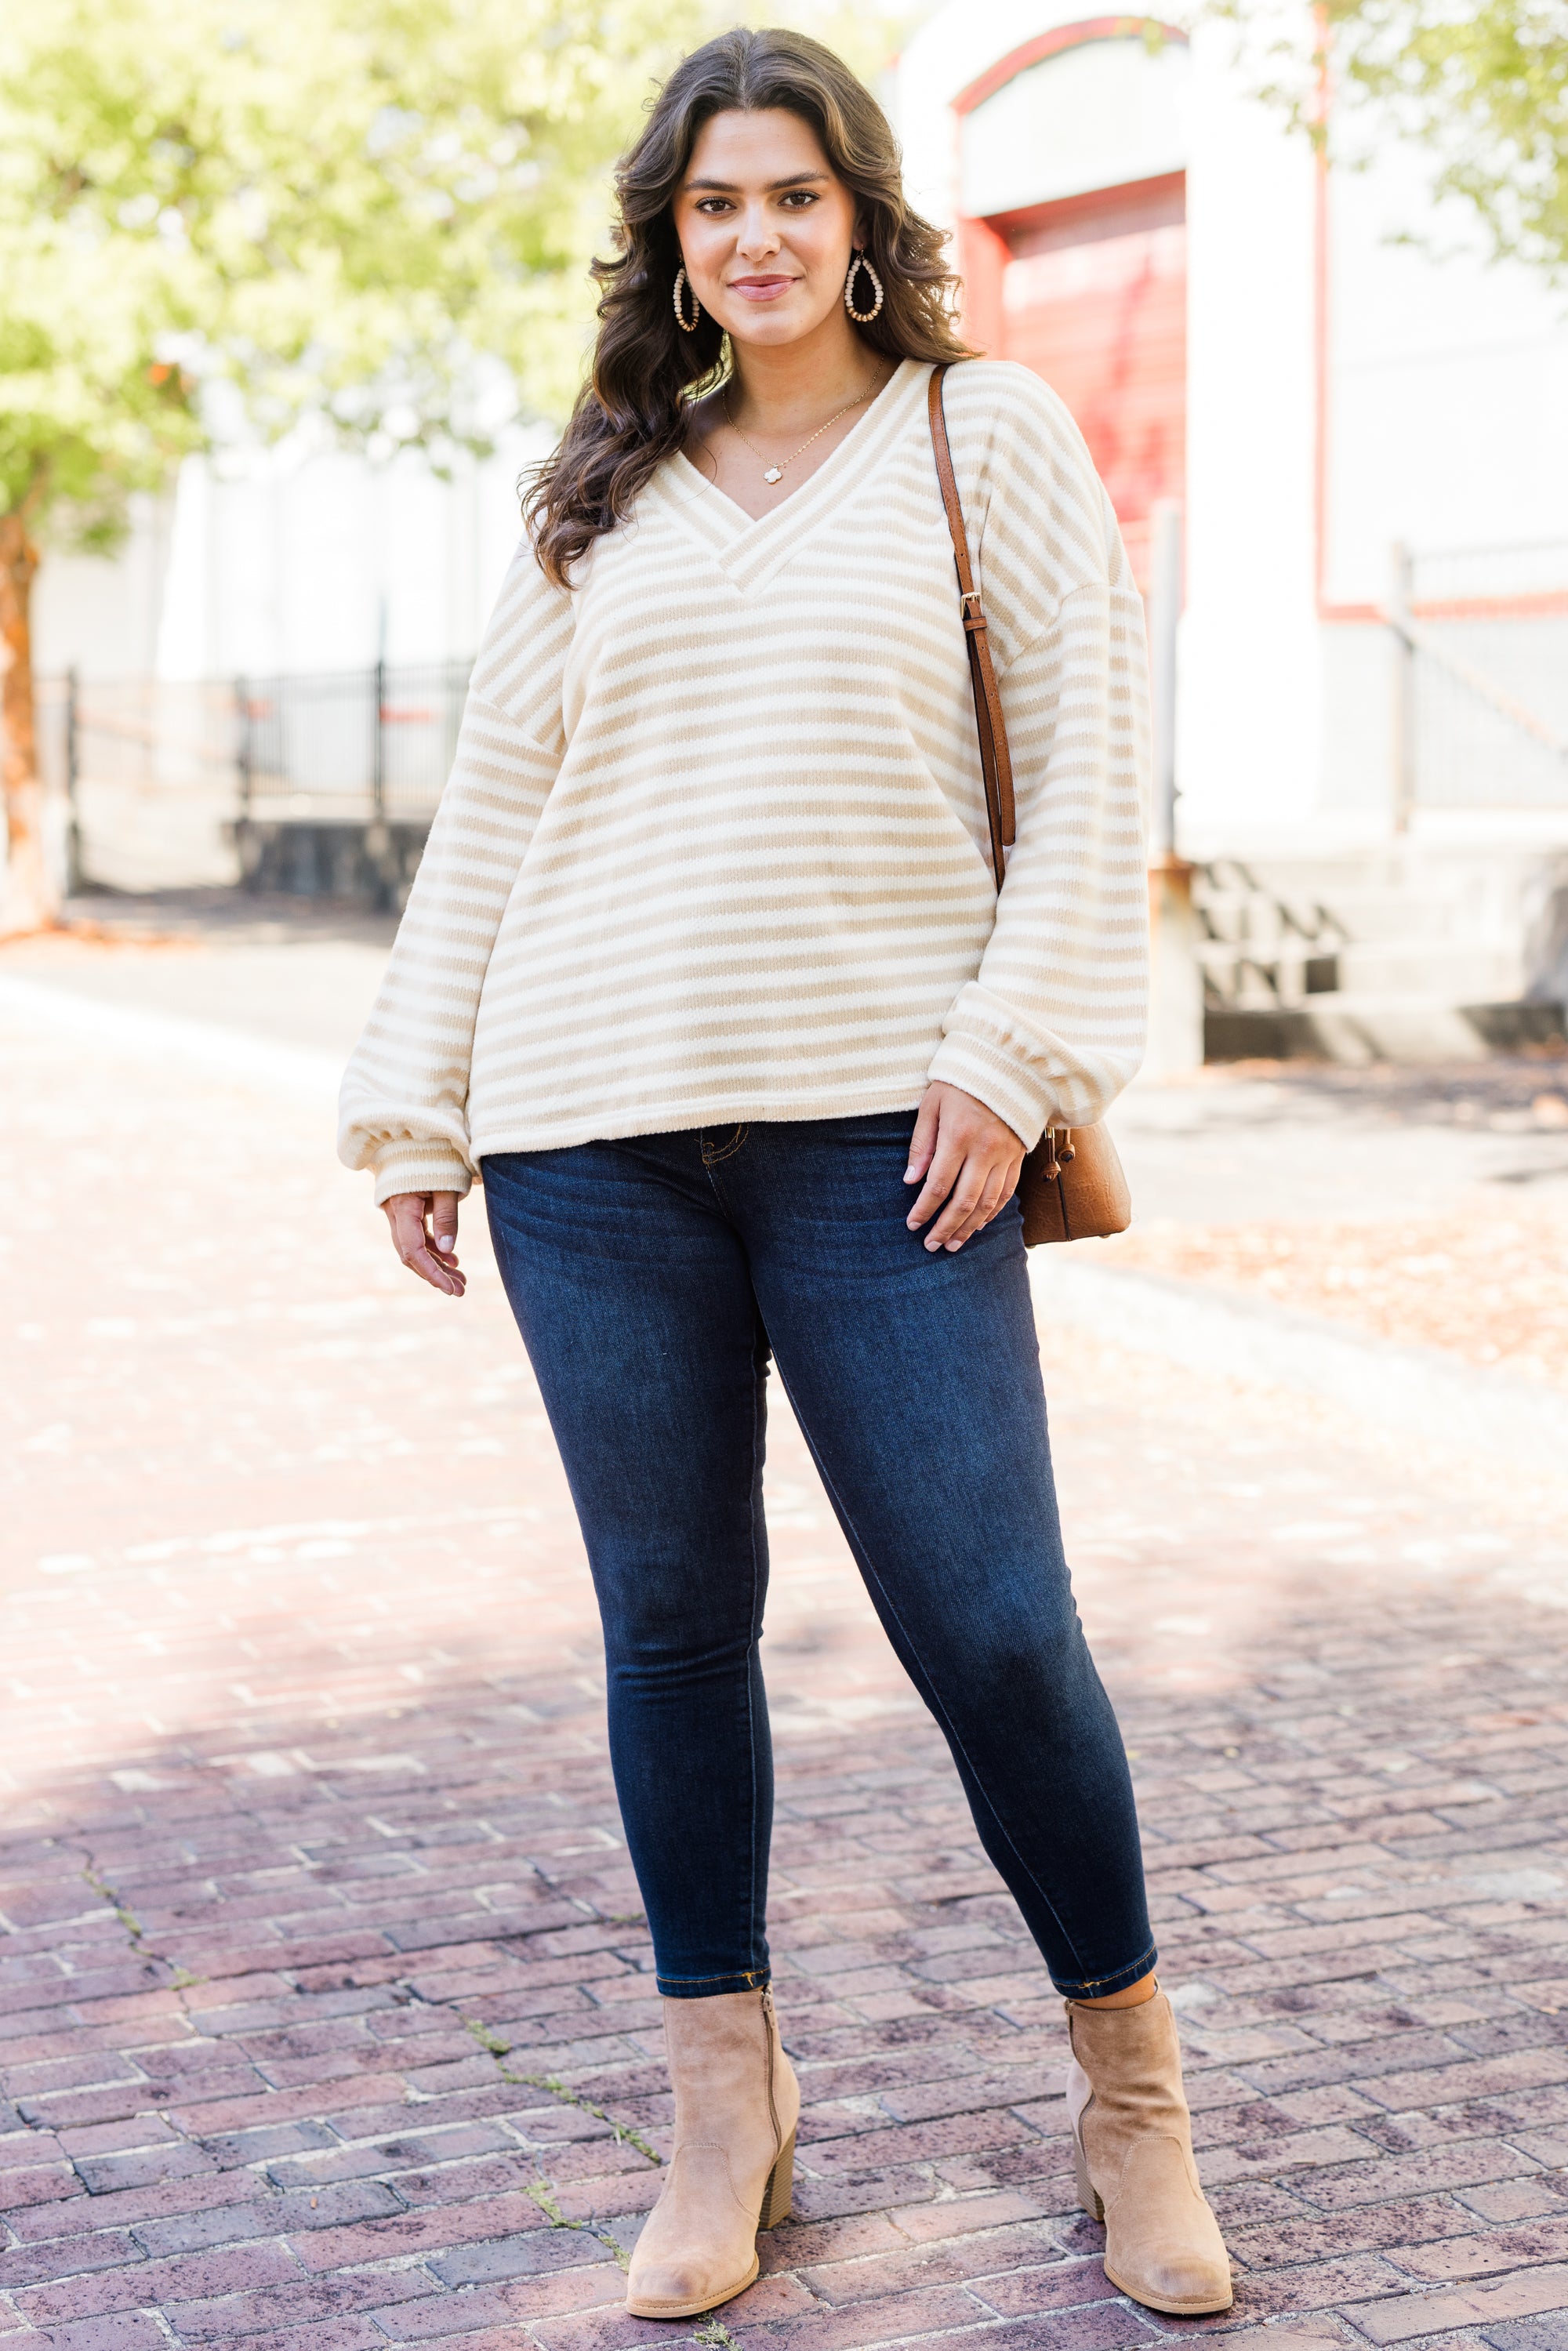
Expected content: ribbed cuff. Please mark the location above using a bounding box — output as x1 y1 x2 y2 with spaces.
370 1145 474 1208
927 1031 1053 1152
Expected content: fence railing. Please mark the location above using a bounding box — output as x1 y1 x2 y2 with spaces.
1387 540 1568 820
32 568 1568 898
35 661 473 894
237 659 472 820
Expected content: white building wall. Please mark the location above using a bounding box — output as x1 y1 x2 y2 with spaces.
32 429 547 685
959 38 1189 216
898 0 1081 228
1178 13 1320 846
36 19 1568 851
898 0 1327 847
1324 146 1568 604
897 0 1568 854
32 499 174 682
1316 140 1568 831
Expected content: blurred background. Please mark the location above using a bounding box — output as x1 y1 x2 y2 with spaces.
5 0 1567 1067
5 13 1568 2345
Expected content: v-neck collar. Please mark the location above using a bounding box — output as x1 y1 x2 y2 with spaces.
648 359 928 594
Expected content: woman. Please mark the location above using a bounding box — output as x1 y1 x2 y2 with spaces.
339 26 1230 2324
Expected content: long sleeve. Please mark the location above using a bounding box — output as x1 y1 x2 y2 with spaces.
926 405 1151 1147
337 547 572 1203
336 360 1149 1171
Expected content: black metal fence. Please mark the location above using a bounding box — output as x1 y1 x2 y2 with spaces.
236 658 472 819
35 661 474 900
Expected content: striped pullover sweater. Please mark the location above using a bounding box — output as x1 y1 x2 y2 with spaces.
339 358 1150 1203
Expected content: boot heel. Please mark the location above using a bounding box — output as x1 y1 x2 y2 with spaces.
1073 2131 1104 2222
758 2129 795 2228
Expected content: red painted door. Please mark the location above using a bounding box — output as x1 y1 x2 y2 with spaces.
962 173 1186 590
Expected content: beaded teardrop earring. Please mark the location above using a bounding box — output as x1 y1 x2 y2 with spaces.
673 267 700 333
844 249 884 325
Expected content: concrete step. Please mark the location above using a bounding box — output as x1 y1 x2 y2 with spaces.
1196 889 1465 947
1205 992 1566 1065
1336 942 1523 997
1196 941 1524 1002
1189 842 1568 1061
1196 902 1347 949
1201 850 1544 898
1201 854 1419 898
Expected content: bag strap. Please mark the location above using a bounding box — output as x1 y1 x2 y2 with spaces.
927 362 1016 891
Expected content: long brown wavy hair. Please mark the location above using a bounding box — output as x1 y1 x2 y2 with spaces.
524 26 971 589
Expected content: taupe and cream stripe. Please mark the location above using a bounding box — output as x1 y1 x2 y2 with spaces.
339 358 1150 1203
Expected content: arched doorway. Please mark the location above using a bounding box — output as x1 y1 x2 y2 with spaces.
955 24 1189 590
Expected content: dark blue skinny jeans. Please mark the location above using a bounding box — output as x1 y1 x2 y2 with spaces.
483 1113 1154 2001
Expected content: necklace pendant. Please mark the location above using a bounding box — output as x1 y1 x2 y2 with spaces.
763 466 782 484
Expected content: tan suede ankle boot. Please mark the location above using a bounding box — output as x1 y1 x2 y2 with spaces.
1065 1988 1232 2316
625 1985 800 2320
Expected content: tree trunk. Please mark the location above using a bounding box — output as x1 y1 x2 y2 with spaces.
0 512 60 935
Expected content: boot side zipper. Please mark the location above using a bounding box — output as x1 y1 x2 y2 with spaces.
760 1984 782 2152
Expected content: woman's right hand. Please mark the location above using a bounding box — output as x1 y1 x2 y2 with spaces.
383 1191 466 1297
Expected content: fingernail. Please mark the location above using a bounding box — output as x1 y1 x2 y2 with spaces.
903 1167 917 1182
925 1237 941 1251
436 1234 453 1252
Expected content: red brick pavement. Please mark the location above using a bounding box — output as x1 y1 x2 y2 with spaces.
4 996 1568 2351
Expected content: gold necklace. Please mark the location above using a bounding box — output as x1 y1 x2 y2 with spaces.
723 382 874 485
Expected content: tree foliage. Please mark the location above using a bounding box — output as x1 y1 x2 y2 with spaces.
0 0 715 547
0 0 710 923
1328 0 1568 276
0 0 914 923
0 0 918 532
1218 0 1568 279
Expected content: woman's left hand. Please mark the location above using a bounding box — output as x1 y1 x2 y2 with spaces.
905 1082 1026 1252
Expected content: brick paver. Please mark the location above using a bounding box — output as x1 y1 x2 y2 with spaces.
3 963 1568 2351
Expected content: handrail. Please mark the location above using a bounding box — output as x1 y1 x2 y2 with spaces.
1378 608 1568 762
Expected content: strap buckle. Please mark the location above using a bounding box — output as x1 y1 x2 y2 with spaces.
960 588 987 633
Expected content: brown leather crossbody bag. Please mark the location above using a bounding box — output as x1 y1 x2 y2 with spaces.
927 363 1133 1247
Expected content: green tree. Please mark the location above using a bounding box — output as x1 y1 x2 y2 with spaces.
1324 0 1568 278
0 0 706 931
1217 0 1567 278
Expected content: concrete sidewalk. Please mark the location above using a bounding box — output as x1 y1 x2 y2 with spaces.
9 886 1568 1416
9 888 1568 1219
3 911 1568 2351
